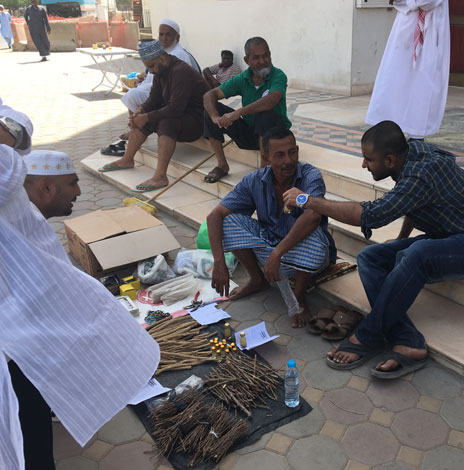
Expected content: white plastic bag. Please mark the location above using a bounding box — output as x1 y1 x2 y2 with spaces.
147 273 199 305
172 249 238 278
137 254 176 285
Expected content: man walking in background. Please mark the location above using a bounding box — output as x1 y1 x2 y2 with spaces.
25 0 51 61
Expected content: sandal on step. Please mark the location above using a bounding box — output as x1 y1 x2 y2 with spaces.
321 308 364 341
370 351 429 379
204 166 228 183
326 337 383 370
307 307 336 335
100 141 126 156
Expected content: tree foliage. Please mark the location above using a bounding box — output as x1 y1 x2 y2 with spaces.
2 0 30 12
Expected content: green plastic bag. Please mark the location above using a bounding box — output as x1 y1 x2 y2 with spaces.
196 220 237 266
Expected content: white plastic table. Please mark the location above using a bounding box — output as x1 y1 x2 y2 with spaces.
77 47 137 94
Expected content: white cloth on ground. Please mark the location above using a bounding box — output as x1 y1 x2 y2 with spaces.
121 42 198 112
365 0 450 138
0 144 160 469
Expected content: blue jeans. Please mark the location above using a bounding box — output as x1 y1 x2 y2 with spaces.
355 234 464 349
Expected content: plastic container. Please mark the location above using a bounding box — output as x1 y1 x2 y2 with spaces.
277 278 303 318
284 360 300 407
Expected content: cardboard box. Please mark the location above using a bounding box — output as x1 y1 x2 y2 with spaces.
64 205 180 276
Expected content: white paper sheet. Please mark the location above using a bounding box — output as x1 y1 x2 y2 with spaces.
234 321 279 350
128 377 171 405
189 303 231 325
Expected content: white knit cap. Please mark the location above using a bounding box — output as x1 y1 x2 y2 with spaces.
23 150 76 176
159 18 180 34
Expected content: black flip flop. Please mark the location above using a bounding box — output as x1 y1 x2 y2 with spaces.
100 141 126 156
326 337 383 370
370 351 429 379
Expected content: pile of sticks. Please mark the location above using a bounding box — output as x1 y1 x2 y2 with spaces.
149 389 248 466
145 316 215 375
204 352 280 417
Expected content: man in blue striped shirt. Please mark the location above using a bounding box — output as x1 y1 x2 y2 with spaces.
283 120 464 379
207 127 335 328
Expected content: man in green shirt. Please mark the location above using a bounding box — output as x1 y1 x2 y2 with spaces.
203 37 290 183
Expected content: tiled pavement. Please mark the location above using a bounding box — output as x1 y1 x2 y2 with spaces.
2 48 464 469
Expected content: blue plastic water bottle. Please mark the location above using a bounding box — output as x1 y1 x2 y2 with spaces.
284 360 299 407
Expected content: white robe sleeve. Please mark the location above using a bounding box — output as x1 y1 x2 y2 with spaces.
404 0 443 11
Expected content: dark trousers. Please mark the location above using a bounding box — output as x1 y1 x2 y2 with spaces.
8 361 55 470
356 234 464 349
203 102 283 149
30 29 50 56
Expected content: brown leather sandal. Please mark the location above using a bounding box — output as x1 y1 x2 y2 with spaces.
307 307 336 335
321 308 364 341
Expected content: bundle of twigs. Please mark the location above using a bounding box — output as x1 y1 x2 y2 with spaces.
148 389 247 466
145 316 215 374
204 352 280 417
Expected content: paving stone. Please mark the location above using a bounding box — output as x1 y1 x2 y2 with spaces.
217 452 240 469
261 311 279 322
56 456 99 470
288 334 333 362
81 440 113 461
320 420 346 441
441 395 464 431
263 289 288 315
96 197 123 207
392 408 449 450
277 404 325 438
448 429 464 449
53 422 87 460
302 359 352 391
412 365 463 400
374 463 413 470
71 200 98 211
320 388 373 425
98 407 146 445
343 423 399 466
99 441 155 470
265 432 293 455
367 379 419 412
347 375 370 392
369 408 395 427
345 461 370 470
417 395 442 413
422 446 464 470
233 449 289 470
235 432 272 455
274 333 292 346
396 446 423 467
301 386 325 404
140 432 154 444
287 434 347 470
223 299 266 322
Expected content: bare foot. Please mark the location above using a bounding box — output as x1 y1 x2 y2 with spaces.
375 344 427 372
327 334 362 364
136 176 169 189
291 304 311 328
228 278 269 301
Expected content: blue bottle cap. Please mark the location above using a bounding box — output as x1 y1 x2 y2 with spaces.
287 360 296 368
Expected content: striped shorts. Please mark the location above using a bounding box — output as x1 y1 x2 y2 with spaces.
222 213 330 278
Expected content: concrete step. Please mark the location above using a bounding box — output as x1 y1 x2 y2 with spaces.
318 269 464 376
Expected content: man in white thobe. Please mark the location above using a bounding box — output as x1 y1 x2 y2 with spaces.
366 0 450 139
0 99 160 470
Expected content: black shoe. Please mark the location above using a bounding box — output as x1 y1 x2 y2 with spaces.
41 56 48 62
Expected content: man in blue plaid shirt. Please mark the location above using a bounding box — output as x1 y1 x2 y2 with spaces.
207 127 336 328
284 120 464 379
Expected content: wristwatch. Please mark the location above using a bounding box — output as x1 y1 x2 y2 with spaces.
296 193 310 209
0 117 25 150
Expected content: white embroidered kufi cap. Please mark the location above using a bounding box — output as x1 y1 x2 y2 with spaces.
0 98 34 155
23 150 76 175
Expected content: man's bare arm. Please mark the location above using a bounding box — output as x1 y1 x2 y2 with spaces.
203 87 226 121
397 216 414 239
239 90 282 117
283 188 363 226
206 204 232 296
203 68 220 89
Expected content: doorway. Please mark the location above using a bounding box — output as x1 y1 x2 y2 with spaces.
450 0 464 86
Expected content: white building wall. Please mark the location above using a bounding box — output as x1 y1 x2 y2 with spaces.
150 0 396 96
